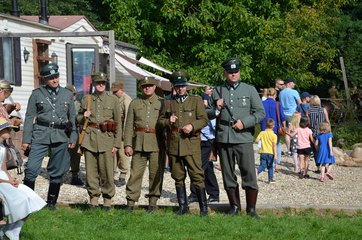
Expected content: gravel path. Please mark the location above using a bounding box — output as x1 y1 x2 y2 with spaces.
13 144 362 211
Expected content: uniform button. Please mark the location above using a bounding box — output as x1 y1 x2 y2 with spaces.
230 106 233 109
231 93 233 96
230 100 233 103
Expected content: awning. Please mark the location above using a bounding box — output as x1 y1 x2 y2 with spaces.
115 51 205 91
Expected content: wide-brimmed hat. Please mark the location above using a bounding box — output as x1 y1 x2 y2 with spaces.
0 80 13 92
0 117 17 132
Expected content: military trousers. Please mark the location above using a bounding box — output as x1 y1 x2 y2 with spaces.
190 140 220 198
84 149 115 200
218 142 258 191
115 141 130 179
69 143 81 176
126 151 163 206
169 154 205 189
24 142 70 184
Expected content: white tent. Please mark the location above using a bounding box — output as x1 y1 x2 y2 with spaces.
115 50 205 91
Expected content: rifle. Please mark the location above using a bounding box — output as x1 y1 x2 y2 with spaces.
77 94 91 156
214 86 236 123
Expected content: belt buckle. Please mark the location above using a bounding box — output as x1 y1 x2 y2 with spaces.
144 128 150 133
229 121 234 126
49 122 55 128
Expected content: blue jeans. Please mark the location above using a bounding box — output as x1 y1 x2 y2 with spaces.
257 153 274 180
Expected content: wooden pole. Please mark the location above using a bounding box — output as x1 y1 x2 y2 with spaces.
339 56 350 101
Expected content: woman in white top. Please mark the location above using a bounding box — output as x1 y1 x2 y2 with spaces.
0 117 46 240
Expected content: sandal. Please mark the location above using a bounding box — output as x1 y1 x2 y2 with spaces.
326 172 334 180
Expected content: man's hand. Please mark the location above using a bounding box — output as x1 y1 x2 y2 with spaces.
216 98 224 111
68 143 76 149
21 144 30 151
170 113 178 124
124 146 133 157
232 119 244 130
182 124 193 134
112 147 118 154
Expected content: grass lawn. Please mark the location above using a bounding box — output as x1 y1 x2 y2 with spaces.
21 206 362 240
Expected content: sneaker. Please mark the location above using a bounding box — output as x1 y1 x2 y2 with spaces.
268 179 276 183
116 178 126 187
71 177 84 186
326 172 334 180
313 169 321 174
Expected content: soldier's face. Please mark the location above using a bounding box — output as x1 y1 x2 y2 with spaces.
224 70 240 83
94 81 106 93
142 84 156 97
174 85 187 95
46 76 60 89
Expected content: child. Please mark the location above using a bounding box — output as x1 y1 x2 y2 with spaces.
255 119 277 183
288 116 314 179
0 118 46 239
288 112 301 173
315 122 335 182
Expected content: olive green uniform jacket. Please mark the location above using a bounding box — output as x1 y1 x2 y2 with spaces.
158 95 208 156
124 94 163 152
77 92 122 152
23 86 77 145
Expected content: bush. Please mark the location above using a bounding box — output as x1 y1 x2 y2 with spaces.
333 121 362 149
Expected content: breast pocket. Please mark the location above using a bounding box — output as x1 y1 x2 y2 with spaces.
237 96 250 109
36 101 46 112
103 106 113 119
184 108 196 122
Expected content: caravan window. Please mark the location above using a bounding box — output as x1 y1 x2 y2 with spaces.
0 37 21 86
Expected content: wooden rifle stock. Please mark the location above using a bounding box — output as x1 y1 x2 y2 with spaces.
77 94 91 156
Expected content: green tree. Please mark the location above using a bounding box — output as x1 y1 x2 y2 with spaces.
0 0 109 30
104 0 353 89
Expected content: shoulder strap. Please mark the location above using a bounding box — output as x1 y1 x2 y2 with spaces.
276 101 282 125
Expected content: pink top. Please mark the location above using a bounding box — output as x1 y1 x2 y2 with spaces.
296 127 313 149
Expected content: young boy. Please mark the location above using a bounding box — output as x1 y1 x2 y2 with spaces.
255 118 278 183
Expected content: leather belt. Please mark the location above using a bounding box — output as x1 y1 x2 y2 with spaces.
135 128 156 134
219 120 236 126
36 120 66 129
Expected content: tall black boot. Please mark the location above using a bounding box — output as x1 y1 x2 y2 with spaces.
175 186 189 215
245 188 260 219
47 183 61 211
226 188 240 215
23 179 35 190
195 188 208 217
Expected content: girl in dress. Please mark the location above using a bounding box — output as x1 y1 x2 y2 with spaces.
287 112 301 173
0 118 46 240
315 122 335 182
288 116 314 179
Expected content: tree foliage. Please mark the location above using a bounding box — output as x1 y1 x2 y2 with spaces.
2 0 361 91
104 0 357 90
0 0 109 30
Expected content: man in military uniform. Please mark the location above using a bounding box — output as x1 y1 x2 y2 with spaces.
111 81 132 187
124 76 164 212
22 63 77 211
208 57 265 218
77 72 122 209
158 70 209 216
